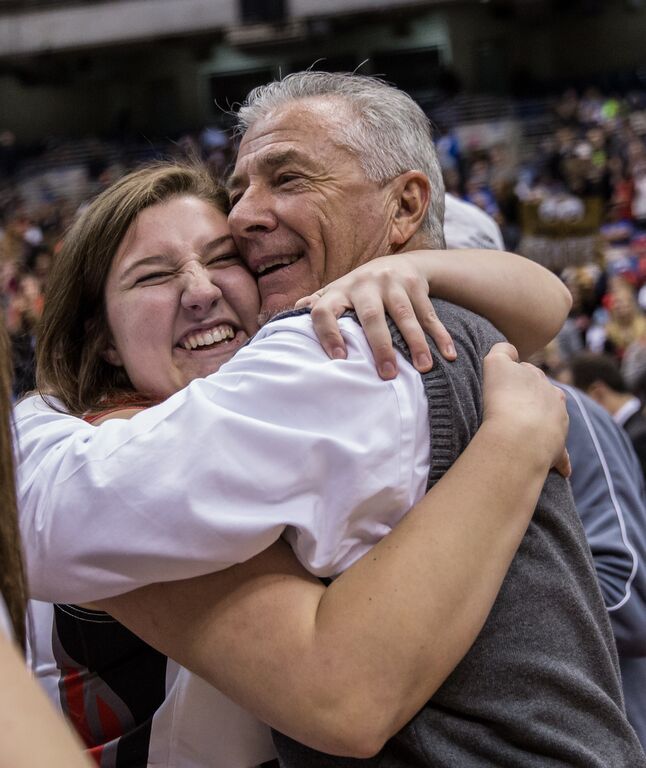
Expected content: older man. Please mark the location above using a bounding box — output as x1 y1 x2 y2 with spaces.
16 73 644 766
220 71 642 766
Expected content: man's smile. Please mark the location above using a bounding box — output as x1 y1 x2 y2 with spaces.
255 253 303 275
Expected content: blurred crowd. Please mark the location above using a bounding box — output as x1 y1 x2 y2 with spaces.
6 87 646 405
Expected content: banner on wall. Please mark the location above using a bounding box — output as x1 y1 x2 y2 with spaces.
518 195 603 270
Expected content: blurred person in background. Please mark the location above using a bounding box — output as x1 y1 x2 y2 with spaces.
603 277 646 359
443 192 504 250
0 315 91 768
551 267 596 363
0 212 30 266
609 156 634 222
26 244 53 291
571 351 646 479
632 161 646 228
560 378 646 750
622 337 646 401
0 257 18 307
6 271 44 398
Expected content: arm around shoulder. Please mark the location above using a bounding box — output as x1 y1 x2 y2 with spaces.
408 248 572 358
99 345 569 756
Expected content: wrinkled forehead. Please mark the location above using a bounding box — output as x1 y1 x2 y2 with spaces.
231 97 355 180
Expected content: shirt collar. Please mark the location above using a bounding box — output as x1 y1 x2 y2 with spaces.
613 396 642 427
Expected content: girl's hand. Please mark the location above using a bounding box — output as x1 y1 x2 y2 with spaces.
482 342 571 478
296 255 456 380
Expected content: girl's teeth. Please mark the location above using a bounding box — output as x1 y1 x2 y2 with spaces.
181 325 234 350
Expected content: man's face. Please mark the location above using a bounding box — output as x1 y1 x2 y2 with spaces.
228 97 397 317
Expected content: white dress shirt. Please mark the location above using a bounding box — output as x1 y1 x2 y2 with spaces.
18 313 430 768
16 313 429 603
613 396 643 428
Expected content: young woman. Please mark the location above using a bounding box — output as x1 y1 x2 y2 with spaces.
18 162 571 766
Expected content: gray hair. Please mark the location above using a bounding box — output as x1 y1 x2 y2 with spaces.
236 71 445 247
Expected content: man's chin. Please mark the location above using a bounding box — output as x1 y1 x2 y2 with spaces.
257 302 296 327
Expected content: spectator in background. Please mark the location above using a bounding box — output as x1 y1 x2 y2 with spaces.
6 272 44 398
0 212 30 266
604 278 646 359
443 193 504 250
0 258 18 309
554 267 595 363
622 338 646 400
632 161 646 228
26 244 53 292
571 351 646 480
559 378 646 750
609 156 634 222
555 88 580 126
435 124 461 173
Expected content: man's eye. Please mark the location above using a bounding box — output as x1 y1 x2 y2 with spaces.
277 173 299 185
229 192 242 208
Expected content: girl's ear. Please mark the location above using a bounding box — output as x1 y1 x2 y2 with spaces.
102 341 123 367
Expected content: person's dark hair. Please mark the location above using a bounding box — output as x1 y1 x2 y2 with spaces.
36 162 230 416
0 317 27 648
570 351 628 394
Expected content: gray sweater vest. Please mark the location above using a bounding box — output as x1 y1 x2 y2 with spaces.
271 301 646 767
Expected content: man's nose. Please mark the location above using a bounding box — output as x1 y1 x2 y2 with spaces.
228 186 278 236
181 267 223 313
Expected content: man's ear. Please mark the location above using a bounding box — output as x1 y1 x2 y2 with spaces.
388 170 431 249
102 341 123 368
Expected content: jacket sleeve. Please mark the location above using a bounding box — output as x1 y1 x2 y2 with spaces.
560 383 646 657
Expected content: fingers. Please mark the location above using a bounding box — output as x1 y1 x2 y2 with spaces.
301 279 459 380
306 292 349 362
483 348 570 474
349 283 400 380
381 284 433 373
294 293 317 310
382 283 460 372
303 283 402 380
486 342 520 363
296 255 465 379
403 280 457 363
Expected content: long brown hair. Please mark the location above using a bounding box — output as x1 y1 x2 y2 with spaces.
36 162 230 416
0 318 27 648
